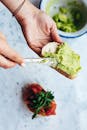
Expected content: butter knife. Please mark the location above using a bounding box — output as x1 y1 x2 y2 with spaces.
24 58 58 67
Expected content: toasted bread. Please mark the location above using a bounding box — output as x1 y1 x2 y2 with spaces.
41 42 81 79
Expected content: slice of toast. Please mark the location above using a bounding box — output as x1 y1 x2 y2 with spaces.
41 42 81 79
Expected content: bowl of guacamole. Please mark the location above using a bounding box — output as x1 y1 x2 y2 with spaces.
40 0 87 38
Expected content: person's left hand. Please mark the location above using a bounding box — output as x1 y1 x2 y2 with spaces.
19 11 62 55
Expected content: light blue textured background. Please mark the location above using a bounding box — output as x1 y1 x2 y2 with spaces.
0 0 87 130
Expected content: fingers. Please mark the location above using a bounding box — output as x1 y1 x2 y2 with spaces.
0 55 16 69
51 24 63 44
0 32 24 69
0 43 24 66
30 45 41 55
33 47 41 55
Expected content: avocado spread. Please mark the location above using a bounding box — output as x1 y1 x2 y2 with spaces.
44 43 81 76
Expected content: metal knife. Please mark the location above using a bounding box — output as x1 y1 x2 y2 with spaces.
24 58 58 67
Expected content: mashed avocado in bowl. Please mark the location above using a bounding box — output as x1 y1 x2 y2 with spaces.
42 42 81 78
40 0 87 38
52 1 87 33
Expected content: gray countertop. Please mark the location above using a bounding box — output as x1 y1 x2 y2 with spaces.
0 1 87 130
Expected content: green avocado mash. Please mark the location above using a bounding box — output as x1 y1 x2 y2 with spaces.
44 43 81 76
49 1 87 32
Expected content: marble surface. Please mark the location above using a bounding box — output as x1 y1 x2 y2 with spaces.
0 1 87 130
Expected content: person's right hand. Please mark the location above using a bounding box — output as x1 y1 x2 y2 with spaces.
0 32 24 69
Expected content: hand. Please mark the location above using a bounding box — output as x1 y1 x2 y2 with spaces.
0 32 24 68
19 11 62 55
1 0 62 55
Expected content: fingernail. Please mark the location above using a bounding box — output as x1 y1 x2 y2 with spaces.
21 63 26 67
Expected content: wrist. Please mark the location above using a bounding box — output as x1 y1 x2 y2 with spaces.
15 0 40 23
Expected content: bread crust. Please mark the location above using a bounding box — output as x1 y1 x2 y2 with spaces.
55 68 76 79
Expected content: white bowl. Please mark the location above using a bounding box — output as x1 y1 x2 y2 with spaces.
40 0 87 38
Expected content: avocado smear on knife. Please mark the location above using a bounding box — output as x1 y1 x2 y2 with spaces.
43 43 81 76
